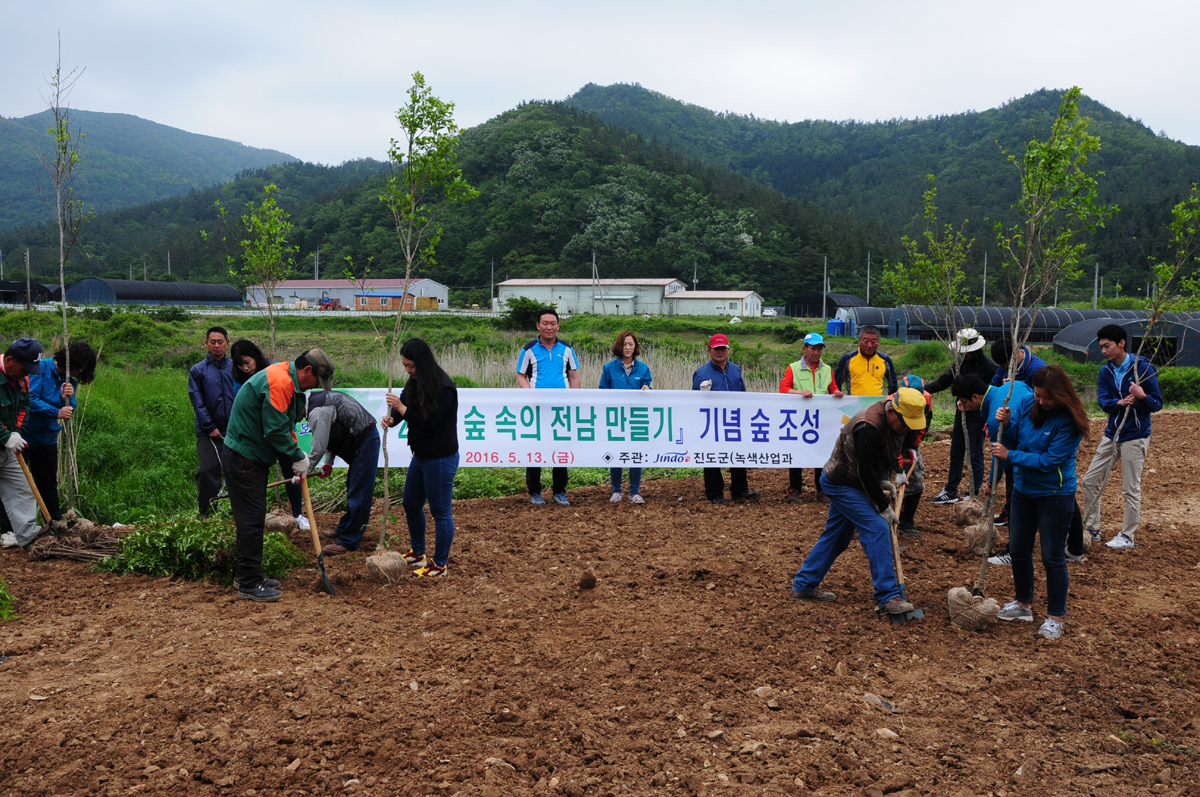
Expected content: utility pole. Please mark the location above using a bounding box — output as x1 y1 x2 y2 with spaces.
692 261 698 292
313 248 320 280
866 250 871 305
25 249 32 311
167 250 171 276
982 251 987 306
490 258 494 309
1054 282 1059 306
822 256 828 318
0 249 4 280
1092 263 1099 309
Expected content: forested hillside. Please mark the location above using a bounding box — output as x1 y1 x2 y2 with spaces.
0 109 297 231
567 83 1200 296
0 103 895 308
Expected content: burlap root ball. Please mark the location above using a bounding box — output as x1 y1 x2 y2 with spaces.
964 524 993 557
948 587 1001 631
954 497 985 526
264 509 297 533
366 551 407 584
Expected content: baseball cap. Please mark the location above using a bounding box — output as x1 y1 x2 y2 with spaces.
892 387 927 431
899 374 924 392
803 332 824 346
951 327 987 353
708 334 730 348
7 337 42 375
301 348 335 390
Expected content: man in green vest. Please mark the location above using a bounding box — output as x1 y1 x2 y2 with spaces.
779 333 843 503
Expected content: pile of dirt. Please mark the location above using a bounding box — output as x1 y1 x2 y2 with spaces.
0 413 1197 796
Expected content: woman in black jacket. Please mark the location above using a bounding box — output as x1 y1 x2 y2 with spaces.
382 338 459 577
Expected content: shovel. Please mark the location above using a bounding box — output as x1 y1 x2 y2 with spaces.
16 452 62 537
301 477 337 597
211 477 293 504
884 460 923 625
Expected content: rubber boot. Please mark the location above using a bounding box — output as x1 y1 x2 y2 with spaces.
897 492 922 538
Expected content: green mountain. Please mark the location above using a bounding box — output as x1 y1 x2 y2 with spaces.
0 109 297 231
566 83 1200 296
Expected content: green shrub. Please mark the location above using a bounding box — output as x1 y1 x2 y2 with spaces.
896 341 952 377
0 576 17 622
98 517 307 582
774 323 805 344
1157 367 1200 403
503 297 553 331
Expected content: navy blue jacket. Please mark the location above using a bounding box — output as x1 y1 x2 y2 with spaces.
599 359 653 390
188 355 237 436
991 346 1046 387
692 360 745 392
1098 354 1162 442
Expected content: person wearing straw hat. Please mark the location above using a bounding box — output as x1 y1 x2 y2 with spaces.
926 327 997 505
789 387 927 615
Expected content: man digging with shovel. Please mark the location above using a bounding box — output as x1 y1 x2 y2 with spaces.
224 349 332 602
790 387 928 617
0 338 48 552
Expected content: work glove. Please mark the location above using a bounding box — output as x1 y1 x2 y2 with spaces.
879 479 896 498
291 455 310 483
318 455 333 479
700 379 712 391
894 473 908 487
880 506 898 526
4 432 27 452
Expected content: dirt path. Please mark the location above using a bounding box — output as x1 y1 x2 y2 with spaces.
1 414 1198 796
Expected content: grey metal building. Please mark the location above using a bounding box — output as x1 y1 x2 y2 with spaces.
65 279 244 306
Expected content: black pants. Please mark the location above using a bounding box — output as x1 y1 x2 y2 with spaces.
196 434 231 517
526 467 568 495
227 451 270 590
704 467 748 500
788 468 824 494
25 444 62 521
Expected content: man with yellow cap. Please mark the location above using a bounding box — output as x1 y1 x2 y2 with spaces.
790 387 927 615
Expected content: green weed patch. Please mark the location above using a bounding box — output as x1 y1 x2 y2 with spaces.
0 576 18 622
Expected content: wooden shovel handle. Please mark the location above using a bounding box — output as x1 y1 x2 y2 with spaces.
15 451 53 524
300 477 322 556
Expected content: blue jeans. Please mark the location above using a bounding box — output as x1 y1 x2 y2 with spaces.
792 474 901 608
332 430 381 550
945 414 985 496
610 467 642 495
404 451 459 567
1009 489 1072 617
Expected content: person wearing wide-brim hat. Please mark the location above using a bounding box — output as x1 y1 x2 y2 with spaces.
924 327 997 506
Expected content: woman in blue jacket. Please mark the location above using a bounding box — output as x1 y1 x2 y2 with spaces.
599 330 652 504
26 342 97 522
990 364 1087 640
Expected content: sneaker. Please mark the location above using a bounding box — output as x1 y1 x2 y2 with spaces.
1065 550 1086 563
734 491 760 502
791 588 836 602
296 514 310 532
609 492 622 503
0 532 16 548
1088 528 1102 543
233 577 280 590
411 562 447 578
881 597 915 615
785 489 803 504
1038 617 1063 640
709 497 727 505
629 494 644 505
1105 533 1135 550
402 548 427 567
530 494 546 506
928 489 960 505
997 600 1033 622
238 584 282 603
993 511 1009 527
816 493 829 504
988 553 1012 566
897 525 922 539
552 493 570 506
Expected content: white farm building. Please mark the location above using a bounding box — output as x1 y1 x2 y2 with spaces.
495 279 763 317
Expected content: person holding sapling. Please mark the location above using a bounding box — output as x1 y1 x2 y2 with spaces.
599 330 652 504
693 333 758 505
986 339 1047 528
991 365 1088 640
24 341 97 524
926 328 997 505
228 338 307 530
1081 324 1162 551
383 338 459 578
0 338 45 551
224 349 332 602
188 327 237 518
306 388 380 557
780 332 842 504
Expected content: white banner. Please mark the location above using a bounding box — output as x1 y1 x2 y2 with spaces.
298 389 878 469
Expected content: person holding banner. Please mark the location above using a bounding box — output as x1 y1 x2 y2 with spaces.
516 309 580 506
780 332 842 504
385 338 459 578
307 389 380 556
790 388 927 615
693 334 758 505
599 330 652 504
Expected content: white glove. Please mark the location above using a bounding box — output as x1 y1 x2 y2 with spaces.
894 473 908 487
292 455 310 482
879 480 896 498
5 432 27 452
881 506 898 526
700 379 712 391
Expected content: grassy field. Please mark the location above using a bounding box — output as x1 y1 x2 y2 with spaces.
4 306 1194 524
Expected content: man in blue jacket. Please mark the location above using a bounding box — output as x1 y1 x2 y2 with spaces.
25 342 98 523
188 327 237 517
1081 324 1162 550
692 334 758 504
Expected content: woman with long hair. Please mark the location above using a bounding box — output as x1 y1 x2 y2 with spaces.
598 330 652 503
226 338 305 528
383 338 459 577
991 364 1088 640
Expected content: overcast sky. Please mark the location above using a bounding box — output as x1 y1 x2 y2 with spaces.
3 1 1198 164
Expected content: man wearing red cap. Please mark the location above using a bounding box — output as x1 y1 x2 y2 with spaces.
692 334 758 504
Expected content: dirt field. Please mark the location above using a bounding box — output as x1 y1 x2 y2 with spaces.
2 412 1198 797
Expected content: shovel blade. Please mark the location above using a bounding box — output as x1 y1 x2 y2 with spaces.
315 553 338 597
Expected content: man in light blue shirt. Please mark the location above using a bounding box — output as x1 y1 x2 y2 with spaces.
516 309 580 505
